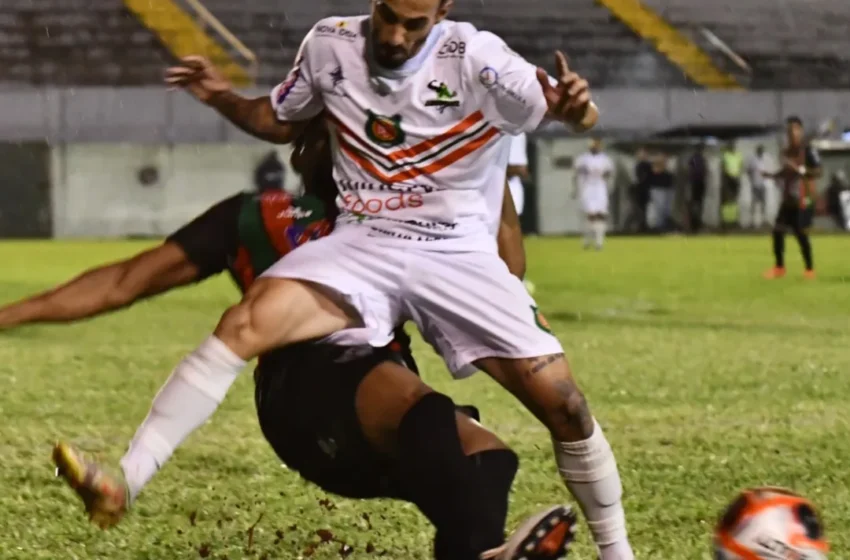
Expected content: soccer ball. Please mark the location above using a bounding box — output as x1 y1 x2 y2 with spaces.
713 487 829 559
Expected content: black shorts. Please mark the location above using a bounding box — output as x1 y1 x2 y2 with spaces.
254 338 482 500
775 201 814 230
254 342 410 499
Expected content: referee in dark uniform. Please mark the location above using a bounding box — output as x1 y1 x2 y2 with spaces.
764 116 821 279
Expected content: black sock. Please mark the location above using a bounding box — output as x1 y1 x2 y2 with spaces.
773 230 785 268
397 393 503 559
433 449 518 560
795 230 814 270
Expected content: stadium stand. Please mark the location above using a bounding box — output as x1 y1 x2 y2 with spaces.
195 0 694 88
0 0 172 85
643 0 850 88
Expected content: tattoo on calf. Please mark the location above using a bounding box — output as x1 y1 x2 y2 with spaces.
555 379 595 439
528 353 565 376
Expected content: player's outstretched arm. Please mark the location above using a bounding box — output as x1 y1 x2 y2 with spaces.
165 56 305 144
497 181 526 279
0 243 199 329
536 52 598 132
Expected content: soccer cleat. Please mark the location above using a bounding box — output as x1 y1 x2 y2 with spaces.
52 442 130 529
480 504 577 560
803 269 816 280
763 266 786 279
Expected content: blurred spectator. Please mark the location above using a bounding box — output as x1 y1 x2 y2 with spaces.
721 142 743 228
507 133 530 216
745 145 776 229
687 142 708 232
826 170 850 230
648 153 675 232
624 147 652 233
254 150 285 192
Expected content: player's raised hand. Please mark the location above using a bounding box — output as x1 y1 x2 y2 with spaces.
536 51 598 131
165 55 232 104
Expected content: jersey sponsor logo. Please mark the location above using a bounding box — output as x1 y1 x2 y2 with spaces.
275 205 314 220
364 111 405 148
424 80 460 113
315 20 359 40
337 179 438 194
437 39 466 58
478 66 527 106
341 192 424 214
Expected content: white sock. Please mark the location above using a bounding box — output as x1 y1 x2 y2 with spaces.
553 419 633 560
592 220 606 248
583 223 594 247
120 336 246 501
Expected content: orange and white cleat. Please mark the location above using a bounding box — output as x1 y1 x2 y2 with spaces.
803 269 816 280
480 505 577 560
52 442 130 529
763 266 787 279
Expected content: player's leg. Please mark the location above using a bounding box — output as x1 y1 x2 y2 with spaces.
256 344 567 560
406 251 634 560
355 361 515 559
765 204 790 278
55 235 401 523
53 276 360 526
792 206 815 278
591 213 607 250
478 355 631 560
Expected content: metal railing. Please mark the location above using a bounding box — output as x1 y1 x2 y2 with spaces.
178 0 258 84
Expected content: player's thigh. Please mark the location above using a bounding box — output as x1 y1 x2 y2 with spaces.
215 277 358 359
407 250 563 378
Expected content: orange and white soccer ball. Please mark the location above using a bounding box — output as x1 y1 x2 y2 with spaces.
713 487 829 559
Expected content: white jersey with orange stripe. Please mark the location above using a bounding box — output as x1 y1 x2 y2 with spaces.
271 15 549 251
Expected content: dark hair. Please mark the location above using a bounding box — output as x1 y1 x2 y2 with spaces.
786 115 803 126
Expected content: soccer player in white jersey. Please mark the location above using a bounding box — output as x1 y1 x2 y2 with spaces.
573 137 614 250
54 1 635 559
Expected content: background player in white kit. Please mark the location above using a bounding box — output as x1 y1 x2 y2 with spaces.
573 137 614 250
54 1 636 559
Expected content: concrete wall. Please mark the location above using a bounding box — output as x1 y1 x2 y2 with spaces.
2 86 850 142
50 143 300 237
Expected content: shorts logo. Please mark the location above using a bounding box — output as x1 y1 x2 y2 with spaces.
479 67 499 88
531 305 552 334
365 111 405 148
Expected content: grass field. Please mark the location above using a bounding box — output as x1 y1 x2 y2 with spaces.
1 236 848 560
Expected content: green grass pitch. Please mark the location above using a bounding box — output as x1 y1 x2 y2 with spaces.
0 236 848 559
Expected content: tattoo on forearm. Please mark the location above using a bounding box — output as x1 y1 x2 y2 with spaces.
528 353 565 376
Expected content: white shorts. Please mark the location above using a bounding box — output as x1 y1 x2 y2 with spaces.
260 229 563 378
581 188 609 215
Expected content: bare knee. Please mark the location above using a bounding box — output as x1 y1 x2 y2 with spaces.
214 278 355 360
214 301 261 360
479 354 595 442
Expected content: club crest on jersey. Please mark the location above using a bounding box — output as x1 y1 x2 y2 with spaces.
424 80 460 113
531 305 552 334
365 111 405 148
